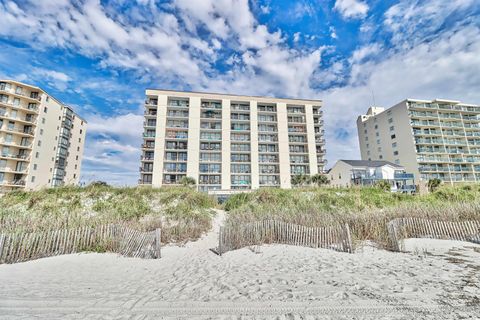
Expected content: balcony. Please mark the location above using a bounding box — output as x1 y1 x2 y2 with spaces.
0 165 28 174
143 133 156 138
145 99 158 106
139 167 153 173
0 180 25 187
138 179 152 185
10 127 34 136
0 140 32 149
0 153 29 161
141 143 155 149
140 155 154 161
0 87 42 102
394 173 415 179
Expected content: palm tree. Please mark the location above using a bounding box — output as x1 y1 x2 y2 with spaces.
180 176 196 187
311 174 329 186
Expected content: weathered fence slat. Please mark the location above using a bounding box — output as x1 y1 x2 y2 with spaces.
218 220 353 255
0 224 161 264
387 218 480 251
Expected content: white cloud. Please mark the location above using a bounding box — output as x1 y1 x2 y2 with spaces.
293 32 301 43
384 0 476 46
81 113 144 185
322 25 480 166
334 0 369 19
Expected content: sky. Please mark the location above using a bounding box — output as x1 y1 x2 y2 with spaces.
0 0 479 185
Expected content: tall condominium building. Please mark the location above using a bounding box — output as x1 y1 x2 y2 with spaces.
0 80 86 191
357 99 480 184
140 89 326 191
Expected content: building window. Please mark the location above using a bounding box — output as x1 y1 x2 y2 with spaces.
44 107 48 113
393 151 399 156
391 134 396 139
366 143 369 148
374 125 378 129
364 129 367 134
376 132 379 137
365 136 368 141
392 142 397 148
40 129 43 135
367 150 371 155
35 152 39 158
42 118 45 124
33 164 37 170
37 140 41 147
31 176 35 183
388 118 393 123
390 126 395 131
379 155 383 159
378 147 382 152
395 159 400 164
377 139 380 144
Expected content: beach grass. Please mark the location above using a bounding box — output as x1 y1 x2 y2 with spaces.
224 185 480 248
0 185 217 244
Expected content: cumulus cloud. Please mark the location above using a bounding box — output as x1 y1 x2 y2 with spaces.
334 0 369 19
1 0 479 185
322 25 480 165
81 113 144 185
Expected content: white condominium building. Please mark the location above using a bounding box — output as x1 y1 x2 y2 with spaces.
0 80 86 191
140 89 326 191
357 99 480 184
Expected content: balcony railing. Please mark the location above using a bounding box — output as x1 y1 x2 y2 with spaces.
0 179 26 187
0 153 29 160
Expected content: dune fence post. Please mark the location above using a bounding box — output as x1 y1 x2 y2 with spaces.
344 223 353 253
387 219 400 252
0 234 5 263
155 228 161 259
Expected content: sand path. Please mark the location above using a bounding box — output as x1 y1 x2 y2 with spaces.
0 210 479 319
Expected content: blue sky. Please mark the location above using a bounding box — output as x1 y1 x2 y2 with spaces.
1 0 479 185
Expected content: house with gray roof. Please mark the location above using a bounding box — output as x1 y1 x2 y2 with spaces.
328 160 416 192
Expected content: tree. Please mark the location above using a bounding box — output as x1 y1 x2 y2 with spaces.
427 178 442 192
90 181 108 187
375 180 391 192
180 176 196 187
311 174 329 186
291 174 310 187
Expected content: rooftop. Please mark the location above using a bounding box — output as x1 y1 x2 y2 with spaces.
145 88 322 104
339 160 404 168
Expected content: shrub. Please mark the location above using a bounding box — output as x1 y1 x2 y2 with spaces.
428 178 442 192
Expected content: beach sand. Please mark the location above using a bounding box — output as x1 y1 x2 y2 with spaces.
1 211 479 319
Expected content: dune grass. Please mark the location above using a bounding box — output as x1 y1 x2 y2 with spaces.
224 185 480 248
0 185 217 244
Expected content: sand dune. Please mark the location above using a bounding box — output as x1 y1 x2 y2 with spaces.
0 211 479 319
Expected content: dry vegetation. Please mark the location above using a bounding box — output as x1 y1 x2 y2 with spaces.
0 185 217 244
2 184 480 250
224 185 480 249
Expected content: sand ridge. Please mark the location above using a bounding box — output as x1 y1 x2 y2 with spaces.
0 210 479 319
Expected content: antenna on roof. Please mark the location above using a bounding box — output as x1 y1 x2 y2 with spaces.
370 88 376 107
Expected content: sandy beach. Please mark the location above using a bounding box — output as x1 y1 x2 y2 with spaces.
0 212 479 319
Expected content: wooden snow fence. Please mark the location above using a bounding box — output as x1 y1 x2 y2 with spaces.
388 217 480 251
0 225 162 264
217 220 353 255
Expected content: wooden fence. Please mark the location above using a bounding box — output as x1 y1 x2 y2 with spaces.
388 218 480 251
217 220 353 255
0 225 161 264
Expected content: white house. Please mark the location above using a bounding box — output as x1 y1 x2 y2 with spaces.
329 160 416 192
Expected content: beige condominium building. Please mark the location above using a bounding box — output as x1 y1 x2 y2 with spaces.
0 80 86 191
357 99 480 185
140 89 326 192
